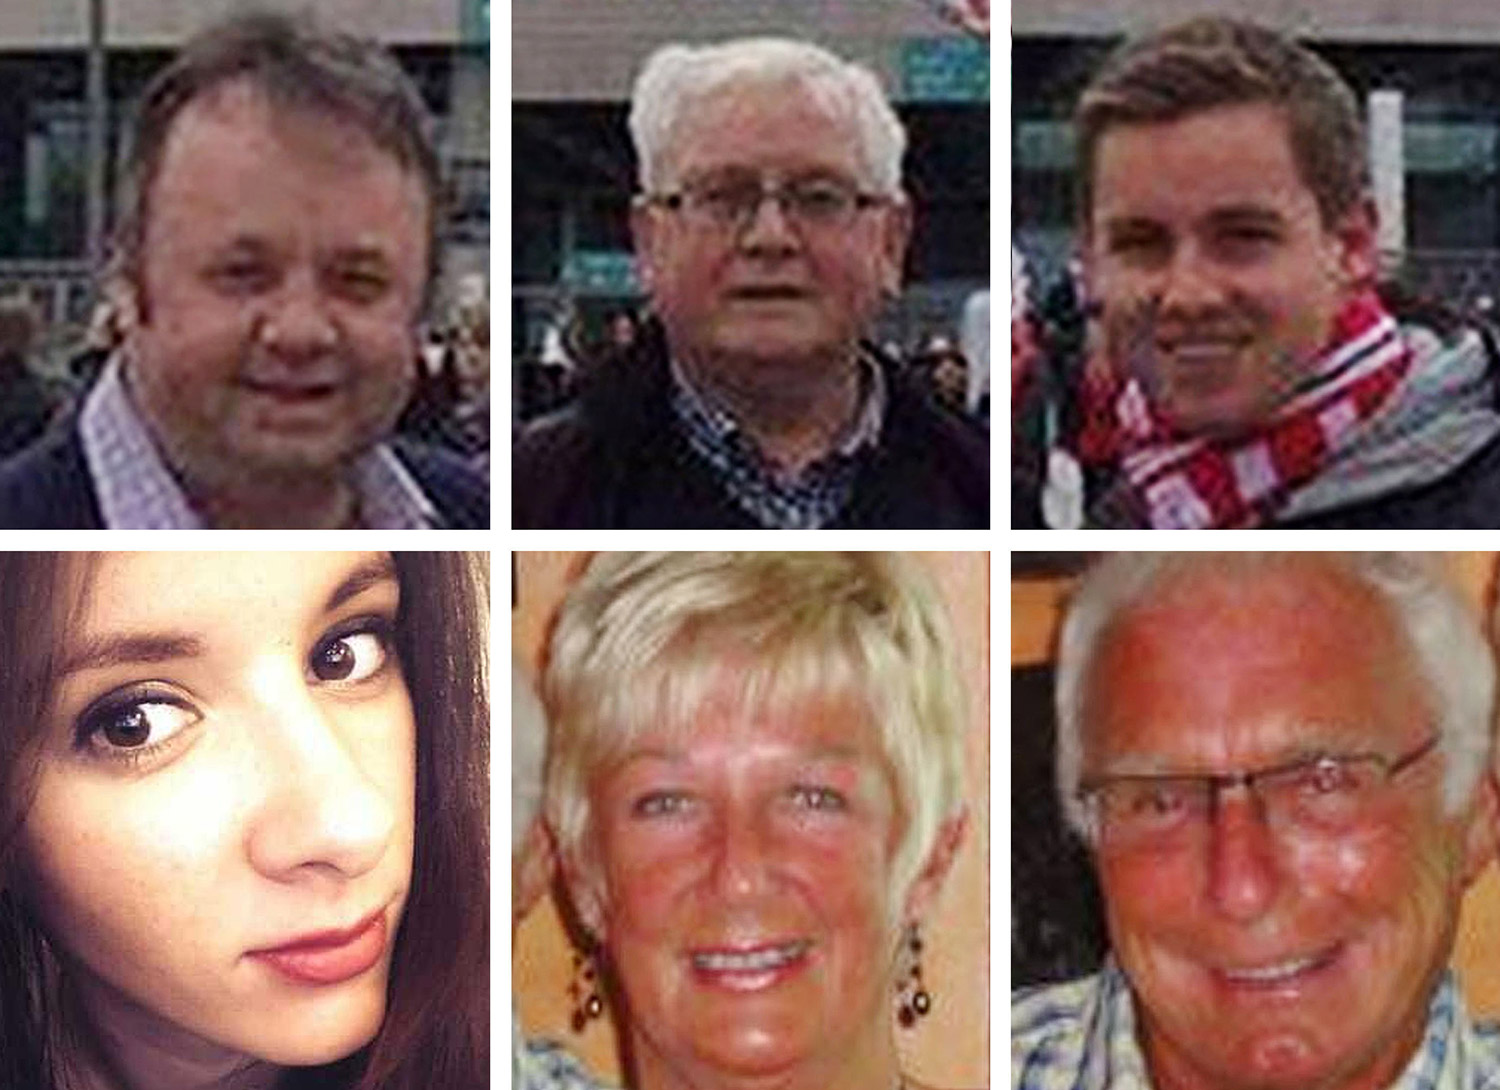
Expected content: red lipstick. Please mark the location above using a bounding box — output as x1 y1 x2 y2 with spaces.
249 910 387 986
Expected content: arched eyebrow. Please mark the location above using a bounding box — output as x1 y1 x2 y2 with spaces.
325 553 398 612
57 555 396 680
58 633 205 680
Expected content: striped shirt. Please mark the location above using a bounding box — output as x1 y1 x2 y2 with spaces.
513 1016 618 1090
1013 961 1500 1090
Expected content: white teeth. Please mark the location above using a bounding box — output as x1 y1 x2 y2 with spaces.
692 940 808 973
1223 956 1319 982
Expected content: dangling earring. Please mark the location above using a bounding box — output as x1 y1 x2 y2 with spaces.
569 946 605 1033
896 922 932 1027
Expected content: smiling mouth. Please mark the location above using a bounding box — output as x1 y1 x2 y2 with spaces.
1215 946 1341 990
241 378 340 402
688 939 813 991
728 285 811 301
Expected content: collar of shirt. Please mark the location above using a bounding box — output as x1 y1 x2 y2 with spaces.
1011 960 1498 1090
79 354 439 530
667 351 885 529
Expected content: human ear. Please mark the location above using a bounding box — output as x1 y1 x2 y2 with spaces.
877 197 913 298
630 200 662 299
556 833 610 944
1461 767 1500 887
902 808 968 922
1331 195 1378 291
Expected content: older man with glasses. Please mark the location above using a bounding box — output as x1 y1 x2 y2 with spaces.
514 36 988 529
1014 552 1500 1090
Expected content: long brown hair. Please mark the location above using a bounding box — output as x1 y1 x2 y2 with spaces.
0 553 489 1090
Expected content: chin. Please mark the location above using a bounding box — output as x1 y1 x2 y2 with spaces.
248 991 388 1066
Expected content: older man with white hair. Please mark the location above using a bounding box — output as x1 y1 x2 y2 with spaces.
514 37 988 529
1014 553 1500 1090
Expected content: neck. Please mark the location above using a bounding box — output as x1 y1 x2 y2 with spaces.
68 971 283 1090
679 348 864 477
181 469 358 529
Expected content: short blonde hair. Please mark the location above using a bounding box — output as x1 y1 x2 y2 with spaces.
543 552 966 912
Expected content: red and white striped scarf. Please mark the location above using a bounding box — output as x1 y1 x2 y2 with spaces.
1083 292 1412 528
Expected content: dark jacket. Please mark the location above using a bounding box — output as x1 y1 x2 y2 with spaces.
512 322 989 529
0 415 489 529
1278 432 1500 528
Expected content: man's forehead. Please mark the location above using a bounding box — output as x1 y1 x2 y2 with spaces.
1089 102 1317 222
661 78 864 182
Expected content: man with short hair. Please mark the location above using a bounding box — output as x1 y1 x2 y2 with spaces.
1013 552 1500 1090
513 37 988 529
1062 18 1500 528
0 12 488 529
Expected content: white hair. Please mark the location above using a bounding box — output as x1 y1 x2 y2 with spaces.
512 658 547 854
628 36 907 195
1054 553 1496 841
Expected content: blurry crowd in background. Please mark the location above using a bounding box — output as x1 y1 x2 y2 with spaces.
0 275 491 475
514 297 990 430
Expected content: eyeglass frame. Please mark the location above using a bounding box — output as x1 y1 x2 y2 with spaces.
1075 732 1443 847
638 172 893 234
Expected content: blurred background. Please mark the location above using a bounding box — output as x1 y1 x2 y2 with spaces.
512 0 990 428
0 0 488 463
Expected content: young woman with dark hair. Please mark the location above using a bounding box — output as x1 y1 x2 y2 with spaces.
0 551 488 1090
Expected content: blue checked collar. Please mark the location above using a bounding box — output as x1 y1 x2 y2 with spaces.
668 352 885 529
79 354 439 529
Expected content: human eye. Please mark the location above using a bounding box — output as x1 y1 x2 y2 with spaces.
787 783 849 812
329 260 392 304
1106 778 1196 829
630 789 697 819
74 687 202 767
206 254 274 294
1286 756 1364 796
1212 221 1282 262
789 181 852 221
1106 226 1170 266
690 178 757 222
308 615 396 685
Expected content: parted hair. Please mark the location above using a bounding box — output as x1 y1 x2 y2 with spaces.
1075 16 1367 227
112 10 442 314
0 552 488 1090
543 552 968 919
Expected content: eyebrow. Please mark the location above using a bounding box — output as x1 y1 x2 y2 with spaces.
325 553 399 612
57 555 397 679
58 632 206 680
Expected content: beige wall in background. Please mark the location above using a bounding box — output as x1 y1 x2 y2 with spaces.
1011 552 1500 1017
514 552 990 1089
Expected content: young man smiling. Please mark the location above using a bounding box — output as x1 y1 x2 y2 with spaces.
1066 18 1500 528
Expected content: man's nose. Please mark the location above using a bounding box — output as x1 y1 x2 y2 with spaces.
737 192 801 255
1205 785 1282 923
258 274 340 359
243 669 395 883
1154 239 1227 315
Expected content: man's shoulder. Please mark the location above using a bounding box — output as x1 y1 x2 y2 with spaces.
0 415 103 529
866 365 990 527
1284 430 1500 529
390 439 490 529
1011 972 1112 1090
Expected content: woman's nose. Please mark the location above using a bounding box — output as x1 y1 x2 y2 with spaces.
242 665 395 883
